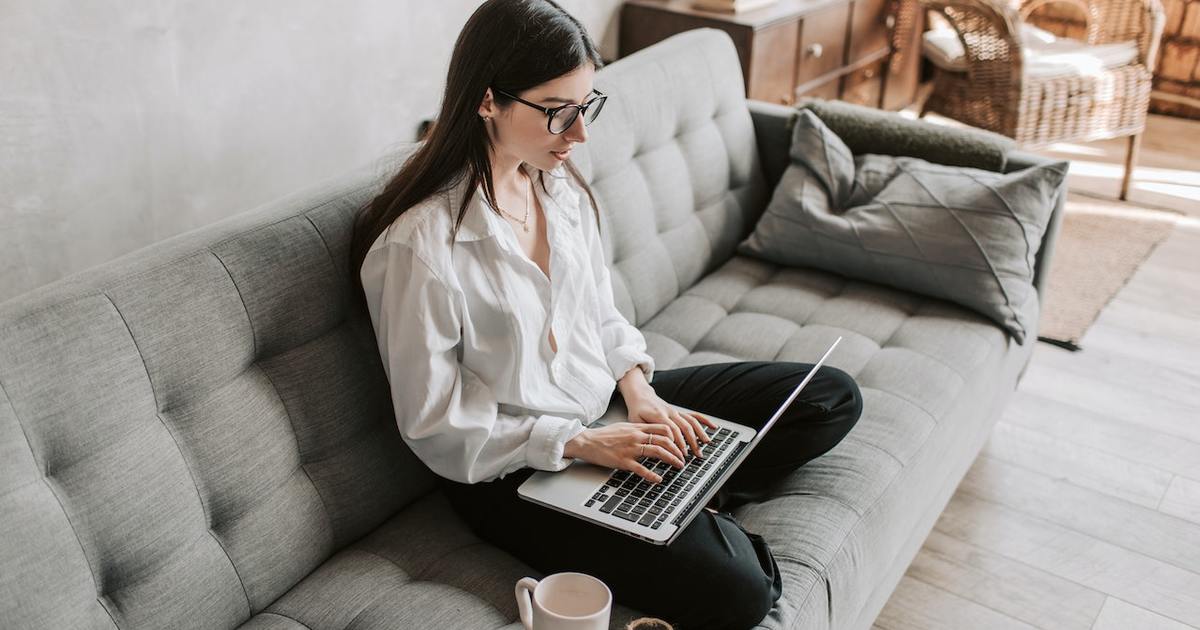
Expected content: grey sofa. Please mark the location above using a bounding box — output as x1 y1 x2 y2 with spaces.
0 28 1064 630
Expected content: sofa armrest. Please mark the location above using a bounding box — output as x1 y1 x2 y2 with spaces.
749 98 1017 178
748 99 797 192
802 98 1017 170
1006 150 1068 302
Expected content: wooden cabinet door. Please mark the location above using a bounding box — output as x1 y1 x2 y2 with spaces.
842 60 885 107
849 0 891 63
802 77 843 100
795 4 851 92
747 20 801 105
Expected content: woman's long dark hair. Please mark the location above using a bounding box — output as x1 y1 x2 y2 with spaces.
350 0 605 312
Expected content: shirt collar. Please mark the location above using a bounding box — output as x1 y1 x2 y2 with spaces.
450 162 579 243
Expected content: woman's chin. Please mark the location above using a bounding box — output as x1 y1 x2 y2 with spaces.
530 156 562 171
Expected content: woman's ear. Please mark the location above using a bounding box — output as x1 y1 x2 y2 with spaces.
478 88 497 119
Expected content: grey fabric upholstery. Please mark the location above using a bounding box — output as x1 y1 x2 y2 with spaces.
0 169 436 629
738 109 1067 343
795 98 1016 172
568 28 770 327
747 100 1069 302
0 28 1064 630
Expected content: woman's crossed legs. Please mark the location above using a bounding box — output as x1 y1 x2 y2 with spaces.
440 360 862 630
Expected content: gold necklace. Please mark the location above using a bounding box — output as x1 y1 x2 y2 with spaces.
495 170 531 233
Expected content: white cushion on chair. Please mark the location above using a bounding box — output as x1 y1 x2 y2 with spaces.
922 23 1139 77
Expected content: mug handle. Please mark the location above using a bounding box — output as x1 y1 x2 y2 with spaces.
515 577 539 630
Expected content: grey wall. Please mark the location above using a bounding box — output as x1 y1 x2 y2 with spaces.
0 0 622 303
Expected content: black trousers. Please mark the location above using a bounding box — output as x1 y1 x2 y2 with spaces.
440 361 863 630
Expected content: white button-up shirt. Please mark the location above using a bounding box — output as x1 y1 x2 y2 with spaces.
360 162 656 484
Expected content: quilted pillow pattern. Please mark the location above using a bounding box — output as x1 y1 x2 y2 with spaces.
738 110 1067 343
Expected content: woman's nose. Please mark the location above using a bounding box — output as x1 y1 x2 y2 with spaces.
565 112 588 143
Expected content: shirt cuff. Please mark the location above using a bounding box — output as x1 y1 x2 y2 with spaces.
527 414 587 471
607 346 656 384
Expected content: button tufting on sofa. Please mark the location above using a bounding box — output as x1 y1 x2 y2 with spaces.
1 27 1063 630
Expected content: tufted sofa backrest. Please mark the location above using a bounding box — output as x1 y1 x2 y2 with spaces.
0 170 436 628
573 28 769 326
0 28 768 629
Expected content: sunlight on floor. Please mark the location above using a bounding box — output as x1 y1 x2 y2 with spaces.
1067 197 1181 223
1063 160 1200 188
1042 142 1111 158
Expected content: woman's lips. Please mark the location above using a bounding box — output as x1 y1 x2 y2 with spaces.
551 148 571 160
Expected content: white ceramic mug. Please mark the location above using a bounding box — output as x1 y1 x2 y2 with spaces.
515 572 612 630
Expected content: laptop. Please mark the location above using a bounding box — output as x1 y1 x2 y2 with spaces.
518 336 843 545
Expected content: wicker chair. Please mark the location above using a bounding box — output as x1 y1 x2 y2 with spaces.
917 0 1165 199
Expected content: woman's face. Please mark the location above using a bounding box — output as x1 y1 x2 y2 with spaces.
479 64 596 172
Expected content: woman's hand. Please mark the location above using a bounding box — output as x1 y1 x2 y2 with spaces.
626 390 719 460
563 423 686 484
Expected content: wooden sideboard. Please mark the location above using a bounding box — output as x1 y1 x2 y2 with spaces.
619 0 923 110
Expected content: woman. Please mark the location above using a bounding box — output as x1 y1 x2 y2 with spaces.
350 1 863 628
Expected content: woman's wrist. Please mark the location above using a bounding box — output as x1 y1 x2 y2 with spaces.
563 429 590 460
617 365 654 403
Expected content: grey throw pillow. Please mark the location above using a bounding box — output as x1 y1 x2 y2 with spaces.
738 110 1067 344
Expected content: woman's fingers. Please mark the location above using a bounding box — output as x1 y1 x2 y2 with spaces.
643 415 684 455
628 445 683 483
661 416 687 453
647 444 685 469
652 425 685 461
670 409 704 458
629 461 661 484
641 426 684 462
692 411 719 430
619 410 719 481
683 412 711 445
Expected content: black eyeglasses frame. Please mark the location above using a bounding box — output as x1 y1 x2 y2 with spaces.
492 87 607 134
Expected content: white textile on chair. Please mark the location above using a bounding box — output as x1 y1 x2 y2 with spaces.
922 23 1138 77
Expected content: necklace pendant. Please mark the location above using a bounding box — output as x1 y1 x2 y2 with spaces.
522 223 530 233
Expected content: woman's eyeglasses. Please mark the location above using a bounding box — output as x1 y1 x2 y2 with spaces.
493 87 607 134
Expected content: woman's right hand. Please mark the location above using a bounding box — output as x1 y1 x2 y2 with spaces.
563 422 686 484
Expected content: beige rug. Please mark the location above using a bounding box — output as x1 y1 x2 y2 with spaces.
1037 194 1180 350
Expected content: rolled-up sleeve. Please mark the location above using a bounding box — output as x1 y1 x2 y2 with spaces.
577 188 656 384
361 241 586 484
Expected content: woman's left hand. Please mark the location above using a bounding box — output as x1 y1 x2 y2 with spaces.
626 391 719 459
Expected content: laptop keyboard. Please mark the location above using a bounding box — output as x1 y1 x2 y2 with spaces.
585 425 739 530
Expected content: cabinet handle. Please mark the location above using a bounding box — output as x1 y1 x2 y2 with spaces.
807 43 824 58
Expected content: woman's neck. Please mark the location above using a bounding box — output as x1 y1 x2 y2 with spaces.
489 151 529 196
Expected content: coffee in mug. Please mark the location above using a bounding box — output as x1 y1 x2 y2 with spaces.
515 572 612 630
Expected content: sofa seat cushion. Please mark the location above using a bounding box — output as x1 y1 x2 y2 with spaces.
239 491 648 630
641 254 1015 381
239 252 1034 630
638 253 1037 627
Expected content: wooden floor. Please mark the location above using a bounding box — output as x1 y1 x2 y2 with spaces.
873 113 1200 630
